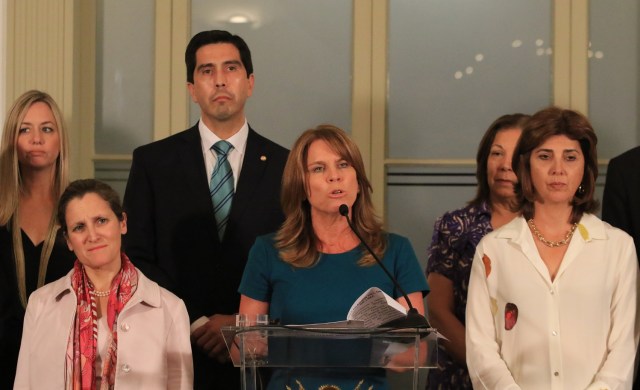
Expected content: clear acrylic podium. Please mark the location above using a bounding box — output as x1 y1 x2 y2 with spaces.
222 325 438 390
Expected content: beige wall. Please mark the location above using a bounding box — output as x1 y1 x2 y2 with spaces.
4 0 591 213
0 0 6 130
5 0 95 180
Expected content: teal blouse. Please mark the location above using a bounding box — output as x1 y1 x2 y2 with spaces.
239 233 429 390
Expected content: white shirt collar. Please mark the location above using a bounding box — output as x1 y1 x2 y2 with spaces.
198 118 249 155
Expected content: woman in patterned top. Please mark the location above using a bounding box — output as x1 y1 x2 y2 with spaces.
425 113 529 389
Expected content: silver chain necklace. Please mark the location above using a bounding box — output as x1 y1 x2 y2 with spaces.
528 219 578 248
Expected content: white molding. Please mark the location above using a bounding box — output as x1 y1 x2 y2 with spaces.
0 0 6 132
155 0 190 140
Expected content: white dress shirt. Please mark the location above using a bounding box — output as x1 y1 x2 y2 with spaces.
466 214 639 390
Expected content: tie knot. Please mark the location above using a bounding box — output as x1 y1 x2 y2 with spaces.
212 140 233 156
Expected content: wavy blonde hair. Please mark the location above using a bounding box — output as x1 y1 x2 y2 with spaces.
276 124 386 267
0 90 69 307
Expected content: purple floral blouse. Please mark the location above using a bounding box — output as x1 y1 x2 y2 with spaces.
425 201 492 390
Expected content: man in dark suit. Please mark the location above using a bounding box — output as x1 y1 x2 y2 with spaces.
123 30 288 389
602 145 640 390
602 146 640 259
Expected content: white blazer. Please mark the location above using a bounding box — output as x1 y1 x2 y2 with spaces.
14 267 193 389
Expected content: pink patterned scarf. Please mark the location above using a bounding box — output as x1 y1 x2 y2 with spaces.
66 253 138 389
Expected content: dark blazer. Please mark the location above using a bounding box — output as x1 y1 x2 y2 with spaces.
602 146 640 260
602 146 640 390
123 124 288 389
0 228 75 389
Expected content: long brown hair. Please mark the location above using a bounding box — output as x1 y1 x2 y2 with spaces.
512 106 599 223
276 124 386 267
0 90 69 306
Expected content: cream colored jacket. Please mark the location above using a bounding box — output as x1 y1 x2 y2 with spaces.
14 267 193 389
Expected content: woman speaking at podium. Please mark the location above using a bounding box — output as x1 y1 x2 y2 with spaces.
239 124 429 389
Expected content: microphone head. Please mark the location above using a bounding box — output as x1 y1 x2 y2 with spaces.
339 204 349 216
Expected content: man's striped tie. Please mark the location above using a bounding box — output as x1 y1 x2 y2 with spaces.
210 140 234 240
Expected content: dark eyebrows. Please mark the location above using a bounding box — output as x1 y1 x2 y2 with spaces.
196 63 213 72
69 221 83 228
225 60 243 67
196 60 243 72
534 148 580 154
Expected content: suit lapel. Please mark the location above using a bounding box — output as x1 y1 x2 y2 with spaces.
177 126 212 205
178 126 223 245
230 128 270 221
180 126 275 241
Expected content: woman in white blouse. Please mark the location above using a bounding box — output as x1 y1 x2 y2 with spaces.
466 106 638 390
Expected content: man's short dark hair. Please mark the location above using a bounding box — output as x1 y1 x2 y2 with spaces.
185 30 253 83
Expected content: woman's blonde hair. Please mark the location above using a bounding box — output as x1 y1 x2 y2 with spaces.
276 124 386 267
0 90 69 307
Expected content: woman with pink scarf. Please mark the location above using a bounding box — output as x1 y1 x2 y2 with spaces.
14 179 193 389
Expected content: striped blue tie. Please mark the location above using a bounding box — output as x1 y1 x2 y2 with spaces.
210 140 234 240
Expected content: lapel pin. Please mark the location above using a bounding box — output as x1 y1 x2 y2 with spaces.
260 155 267 161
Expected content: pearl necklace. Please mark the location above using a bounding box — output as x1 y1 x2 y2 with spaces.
89 289 112 297
528 219 578 248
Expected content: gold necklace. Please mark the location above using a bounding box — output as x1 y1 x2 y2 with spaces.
528 219 578 248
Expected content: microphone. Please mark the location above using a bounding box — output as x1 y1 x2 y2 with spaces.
339 204 429 328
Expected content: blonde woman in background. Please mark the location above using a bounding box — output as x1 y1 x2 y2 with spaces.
0 90 75 388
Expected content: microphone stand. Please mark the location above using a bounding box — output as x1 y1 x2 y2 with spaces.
339 204 429 329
